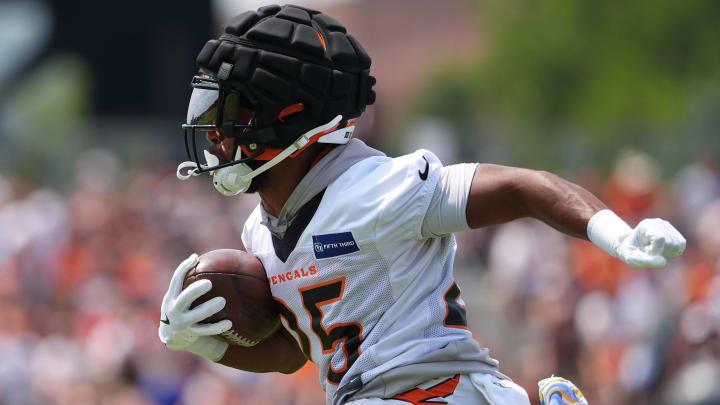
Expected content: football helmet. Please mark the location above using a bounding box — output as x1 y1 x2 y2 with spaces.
177 4 376 195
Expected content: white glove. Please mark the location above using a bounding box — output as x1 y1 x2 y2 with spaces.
616 218 686 269
588 210 686 269
159 253 232 361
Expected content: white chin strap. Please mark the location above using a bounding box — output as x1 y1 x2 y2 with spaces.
176 115 348 196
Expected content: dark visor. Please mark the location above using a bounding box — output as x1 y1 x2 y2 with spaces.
181 75 261 174
184 77 254 130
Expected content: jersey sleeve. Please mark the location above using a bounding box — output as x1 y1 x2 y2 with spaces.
420 163 477 238
374 149 445 243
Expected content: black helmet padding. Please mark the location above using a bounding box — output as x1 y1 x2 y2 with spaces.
195 4 376 149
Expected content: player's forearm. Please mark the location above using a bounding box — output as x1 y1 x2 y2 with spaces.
511 168 606 239
466 164 606 239
218 327 307 374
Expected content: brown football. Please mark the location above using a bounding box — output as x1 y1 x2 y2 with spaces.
183 249 280 346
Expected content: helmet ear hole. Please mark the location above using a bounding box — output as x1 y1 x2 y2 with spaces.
278 103 305 122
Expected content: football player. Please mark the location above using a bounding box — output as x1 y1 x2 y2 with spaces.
159 5 686 405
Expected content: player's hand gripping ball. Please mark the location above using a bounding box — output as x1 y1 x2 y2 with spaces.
159 253 231 361
182 249 280 347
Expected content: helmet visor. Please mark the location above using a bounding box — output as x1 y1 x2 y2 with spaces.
182 77 260 175
186 86 220 126
186 88 254 128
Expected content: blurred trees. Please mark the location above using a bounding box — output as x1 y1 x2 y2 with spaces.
0 0 213 187
413 0 720 173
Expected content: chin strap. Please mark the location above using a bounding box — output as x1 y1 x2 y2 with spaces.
176 115 346 195
237 115 343 182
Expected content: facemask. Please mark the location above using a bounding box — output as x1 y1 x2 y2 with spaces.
176 115 348 196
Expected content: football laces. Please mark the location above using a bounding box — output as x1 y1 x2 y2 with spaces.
221 330 259 347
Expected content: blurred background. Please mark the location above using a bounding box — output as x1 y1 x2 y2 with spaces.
1 0 719 404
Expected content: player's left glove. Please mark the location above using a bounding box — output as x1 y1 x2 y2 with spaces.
158 253 232 361
538 376 588 405
615 218 686 269
588 209 686 269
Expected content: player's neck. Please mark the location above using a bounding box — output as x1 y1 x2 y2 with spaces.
258 178 295 218
258 146 321 217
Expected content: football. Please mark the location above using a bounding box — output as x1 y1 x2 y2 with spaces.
183 249 280 347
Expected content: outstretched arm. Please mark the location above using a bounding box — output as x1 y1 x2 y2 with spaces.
466 164 604 238
464 164 685 268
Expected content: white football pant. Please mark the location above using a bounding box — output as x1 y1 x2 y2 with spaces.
345 373 530 405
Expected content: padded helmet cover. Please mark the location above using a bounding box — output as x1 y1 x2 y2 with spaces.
195 4 376 149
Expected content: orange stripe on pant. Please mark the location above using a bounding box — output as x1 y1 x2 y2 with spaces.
392 375 461 404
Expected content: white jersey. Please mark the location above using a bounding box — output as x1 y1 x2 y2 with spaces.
242 148 501 405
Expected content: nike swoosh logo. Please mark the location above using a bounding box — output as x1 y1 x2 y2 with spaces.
418 156 429 180
161 315 170 325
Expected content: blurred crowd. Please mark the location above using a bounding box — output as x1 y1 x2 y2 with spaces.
0 146 719 405
2 1 719 404
0 148 324 405
453 149 720 405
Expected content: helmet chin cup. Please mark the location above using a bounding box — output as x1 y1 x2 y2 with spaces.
213 163 253 196
177 115 344 196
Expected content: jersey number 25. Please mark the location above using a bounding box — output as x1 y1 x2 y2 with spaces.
275 277 363 385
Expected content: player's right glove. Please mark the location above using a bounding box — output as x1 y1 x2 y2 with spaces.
538 376 588 405
587 209 686 269
158 253 232 361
